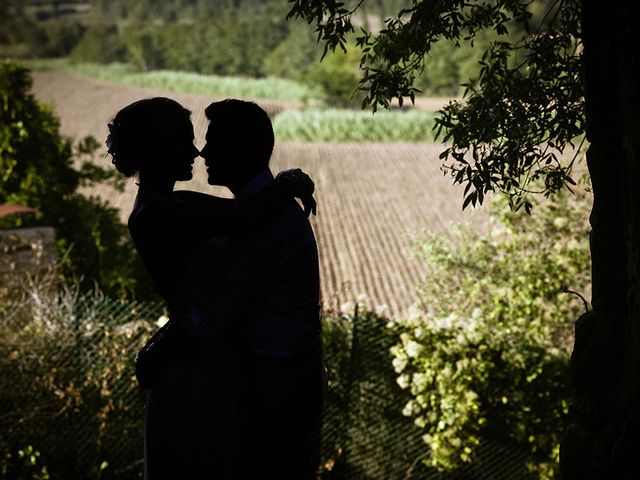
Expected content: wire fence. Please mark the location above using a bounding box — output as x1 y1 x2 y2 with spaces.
0 296 529 479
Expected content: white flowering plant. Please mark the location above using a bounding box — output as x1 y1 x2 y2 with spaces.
389 192 591 478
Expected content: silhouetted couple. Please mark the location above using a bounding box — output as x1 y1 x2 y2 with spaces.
107 98 326 479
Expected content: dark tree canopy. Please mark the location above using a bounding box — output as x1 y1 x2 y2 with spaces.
290 2 640 478
287 0 584 212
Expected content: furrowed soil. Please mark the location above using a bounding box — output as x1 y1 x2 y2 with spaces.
31 70 488 317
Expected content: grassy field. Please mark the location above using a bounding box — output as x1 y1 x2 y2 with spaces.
29 60 321 102
30 70 488 317
274 109 438 142
30 61 443 143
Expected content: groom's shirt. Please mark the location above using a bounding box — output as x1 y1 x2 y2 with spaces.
184 168 321 357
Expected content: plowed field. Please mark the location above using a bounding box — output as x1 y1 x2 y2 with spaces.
31 70 488 317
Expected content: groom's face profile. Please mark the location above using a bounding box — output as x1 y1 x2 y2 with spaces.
201 122 235 187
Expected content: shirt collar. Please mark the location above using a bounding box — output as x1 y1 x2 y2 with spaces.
234 168 274 206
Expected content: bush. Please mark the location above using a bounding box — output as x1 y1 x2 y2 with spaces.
273 109 437 142
0 286 160 479
121 23 165 71
1 446 50 480
70 24 124 64
262 23 321 82
0 287 404 479
0 62 144 297
415 37 487 96
32 20 87 58
389 192 591 478
303 46 363 106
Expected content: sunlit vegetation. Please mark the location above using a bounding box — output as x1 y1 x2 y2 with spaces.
273 109 437 142
391 192 591 478
29 60 322 102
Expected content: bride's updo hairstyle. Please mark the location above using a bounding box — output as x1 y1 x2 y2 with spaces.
106 97 192 177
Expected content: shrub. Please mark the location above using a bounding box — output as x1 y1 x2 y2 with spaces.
0 285 160 479
262 23 321 82
0 62 144 297
415 35 491 97
303 47 363 106
389 192 591 478
1 446 50 480
70 24 124 64
32 20 87 58
121 23 165 71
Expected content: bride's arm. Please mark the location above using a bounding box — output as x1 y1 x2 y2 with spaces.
174 168 317 236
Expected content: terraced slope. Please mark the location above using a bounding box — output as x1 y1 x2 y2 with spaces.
31 70 488 317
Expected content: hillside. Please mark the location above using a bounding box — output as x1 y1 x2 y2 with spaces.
31 70 488 317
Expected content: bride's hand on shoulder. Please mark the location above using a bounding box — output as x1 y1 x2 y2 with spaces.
274 168 317 217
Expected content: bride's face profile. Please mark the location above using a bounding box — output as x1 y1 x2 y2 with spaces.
165 119 199 182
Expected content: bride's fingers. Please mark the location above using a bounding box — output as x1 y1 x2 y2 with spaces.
303 195 317 217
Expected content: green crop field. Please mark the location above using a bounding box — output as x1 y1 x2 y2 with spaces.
273 109 438 142
29 61 442 143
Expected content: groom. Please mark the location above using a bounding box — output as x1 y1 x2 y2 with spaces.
184 99 325 479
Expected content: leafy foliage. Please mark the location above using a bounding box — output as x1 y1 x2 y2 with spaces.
303 45 364 106
70 24 123 64
1 285 422 479
1 446 50 480
389 192 591 477
4 0 487 104
0 62 143 296
262 23 321 81
0 287 159 479
414 31 494 96
287 0 585 210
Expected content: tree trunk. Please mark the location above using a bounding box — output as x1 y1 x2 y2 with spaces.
561 1 640 478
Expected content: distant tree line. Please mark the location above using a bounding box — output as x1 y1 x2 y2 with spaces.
0 0 504 97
